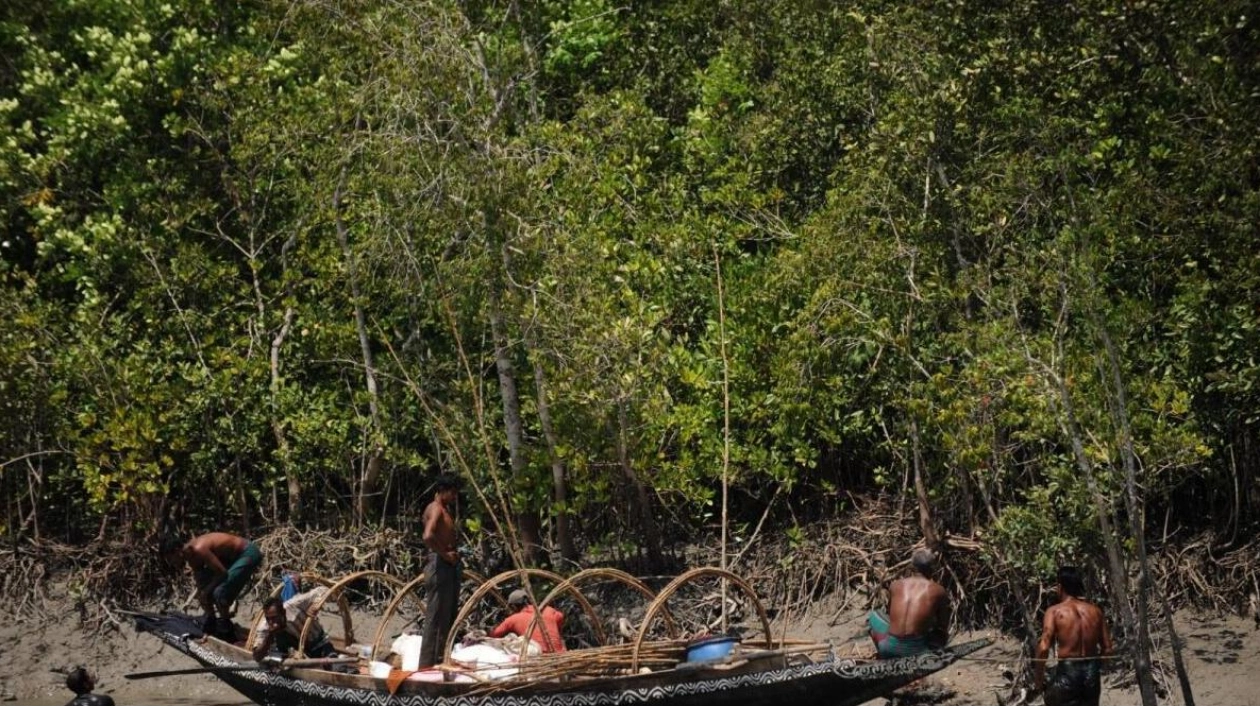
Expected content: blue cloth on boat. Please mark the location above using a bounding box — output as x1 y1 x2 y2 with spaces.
281 572 300 602
867 609 931 658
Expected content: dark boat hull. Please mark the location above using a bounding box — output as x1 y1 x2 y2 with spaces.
135 613 989 706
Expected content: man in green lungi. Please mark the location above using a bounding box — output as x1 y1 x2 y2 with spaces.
867 547 951 657
161 531 263 640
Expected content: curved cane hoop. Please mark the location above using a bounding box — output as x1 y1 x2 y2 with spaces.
630 567 774 672
512 568 627 659
443 568 601 664
370 569 491 663
295 570 407 659
244 572 353 652
525 567 672 657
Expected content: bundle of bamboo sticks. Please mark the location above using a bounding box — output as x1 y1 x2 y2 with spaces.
457 638 833 696
457 639 689 695
529 639 685 676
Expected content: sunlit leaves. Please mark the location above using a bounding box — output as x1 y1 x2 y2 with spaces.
0 0 1255 562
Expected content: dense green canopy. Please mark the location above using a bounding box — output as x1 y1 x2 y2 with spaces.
2 0 1257 588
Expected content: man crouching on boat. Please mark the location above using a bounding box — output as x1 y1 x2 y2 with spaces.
161 531 263 640
487 589 567 653
252 595 342 662
867 547 950 657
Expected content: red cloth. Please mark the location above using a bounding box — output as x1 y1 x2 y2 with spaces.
385 670 415 695
488 606 566 653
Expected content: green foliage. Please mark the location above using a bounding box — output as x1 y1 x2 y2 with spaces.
1 0 1255 580
542 0 621 78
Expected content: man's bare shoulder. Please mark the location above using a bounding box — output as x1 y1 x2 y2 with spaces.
187 534 216 552
1048 598 1095 620
193 531 244 547
422 499 442 519
892 575 941 592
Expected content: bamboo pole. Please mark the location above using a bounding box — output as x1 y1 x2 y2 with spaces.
714 245 731 635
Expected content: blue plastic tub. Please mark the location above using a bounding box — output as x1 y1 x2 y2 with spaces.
685 635 738 663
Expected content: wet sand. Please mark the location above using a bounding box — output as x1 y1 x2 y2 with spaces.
4 599 1259 705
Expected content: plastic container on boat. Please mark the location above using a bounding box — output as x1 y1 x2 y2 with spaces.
685 635 738 663
369 660 393 679
392 634 424 671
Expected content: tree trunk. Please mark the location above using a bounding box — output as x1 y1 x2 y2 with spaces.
1244 432 1254 529
7 460 16 553
252 223 302 525
270 305 301 522
910 419 940 550
334 166 385 527
1157 582 1195 705
1049 367 1152 701
488 273 543 564
235 456 250 537
617 400 663 571
528 348 578 564
24 455 42 543
1096 320 1160 705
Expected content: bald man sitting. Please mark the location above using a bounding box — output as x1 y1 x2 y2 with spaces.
868 548 951 657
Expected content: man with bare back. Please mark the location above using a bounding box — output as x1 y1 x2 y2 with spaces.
418 475 461 669
1034 566 1113 705
868 547 950 657
160 531 263 639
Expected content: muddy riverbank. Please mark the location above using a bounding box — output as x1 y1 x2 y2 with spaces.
3 594 1258 705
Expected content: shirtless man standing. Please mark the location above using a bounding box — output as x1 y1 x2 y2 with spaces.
160 531 263 639
868 547 950 657
418 475 461 668
1034 566 1113 705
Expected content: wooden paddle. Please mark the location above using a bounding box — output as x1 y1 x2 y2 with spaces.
124 656 359 680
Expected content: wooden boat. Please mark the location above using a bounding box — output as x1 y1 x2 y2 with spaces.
133 566 990 705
